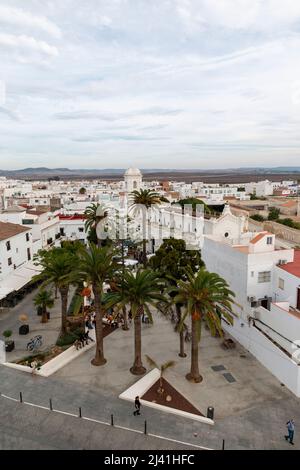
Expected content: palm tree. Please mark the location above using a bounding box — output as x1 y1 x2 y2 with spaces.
33 289 54 323
174 267 235 383
34 248 76 335
149 238 204 358
131 189 168 266
77 244 118 366
145 355 176 394
105 269 167 375
84 203 108 247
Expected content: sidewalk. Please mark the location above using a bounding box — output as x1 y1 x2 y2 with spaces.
0 364 298 450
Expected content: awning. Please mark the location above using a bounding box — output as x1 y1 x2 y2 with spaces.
0 262 42 299
0 286 15 301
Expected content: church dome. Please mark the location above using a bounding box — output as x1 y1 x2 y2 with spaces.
124 167 142 177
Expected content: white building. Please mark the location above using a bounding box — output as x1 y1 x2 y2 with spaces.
21 209 60 252
124 168 143 193
0 222 32 280
202 232 300 396
59 214 87 244
245 180 274 197
204 204 247 239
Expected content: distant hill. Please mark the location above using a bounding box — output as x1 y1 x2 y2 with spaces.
0 166 299 183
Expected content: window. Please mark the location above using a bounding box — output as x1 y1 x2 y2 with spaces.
26 233 30 242
78 227 84 232
258 271 271 283
266 237 273 245
8 257 12 266
27 248 31 261
6 241 11 251
278 278 285 290
22 219 34 225
224 232 229 238
251 271 254 277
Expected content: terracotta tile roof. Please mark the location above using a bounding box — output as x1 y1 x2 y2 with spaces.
250 231 272 244
281 201 296 208
0 221 30 241
278 250 300 278
234 245 249 254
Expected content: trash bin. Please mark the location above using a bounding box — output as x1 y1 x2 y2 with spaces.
19 324 29 335
207 406 214 420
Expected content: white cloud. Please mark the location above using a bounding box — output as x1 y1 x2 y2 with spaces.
0 5 61 38
0 33 58 57
185 0 300 31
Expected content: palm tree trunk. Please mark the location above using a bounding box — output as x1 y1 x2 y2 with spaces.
186 316 202 383
142 239 147 267
41 305 48 324
176 304 186 358
158 372 164 394
122 305 129 330
130 306 146 375
91 285 106 366
59 286 69 335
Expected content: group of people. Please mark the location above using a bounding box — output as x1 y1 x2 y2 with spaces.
85 310 119 328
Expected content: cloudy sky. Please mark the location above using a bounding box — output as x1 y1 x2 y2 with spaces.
1 0 300 169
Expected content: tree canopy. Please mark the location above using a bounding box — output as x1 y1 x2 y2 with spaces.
149 238 204 283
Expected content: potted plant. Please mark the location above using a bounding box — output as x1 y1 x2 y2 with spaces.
145 355 176 395
3 330 15 352
33 289 54 323
18 314 29 335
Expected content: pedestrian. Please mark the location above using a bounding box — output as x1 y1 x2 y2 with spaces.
133 396 141 416
285 419 295 445
83 331 94 344
79 332 86 348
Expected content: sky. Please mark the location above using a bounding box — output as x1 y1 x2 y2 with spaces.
0 0 300 170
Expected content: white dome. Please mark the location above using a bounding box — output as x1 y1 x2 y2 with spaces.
124 167 142 177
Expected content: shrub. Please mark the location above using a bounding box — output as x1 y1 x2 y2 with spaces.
268 207 280 221
3 330 12 339
278 218 300 230
251 214 265 222
56 328 84 347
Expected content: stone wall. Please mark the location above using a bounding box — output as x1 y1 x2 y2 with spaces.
248 219 300 245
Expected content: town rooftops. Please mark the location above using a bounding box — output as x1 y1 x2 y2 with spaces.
0 221 30 241
278 250 300 278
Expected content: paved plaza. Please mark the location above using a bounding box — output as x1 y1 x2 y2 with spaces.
0 304 300 449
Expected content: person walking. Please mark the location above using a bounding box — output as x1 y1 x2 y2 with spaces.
133 396 141 416
285 419 295 445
